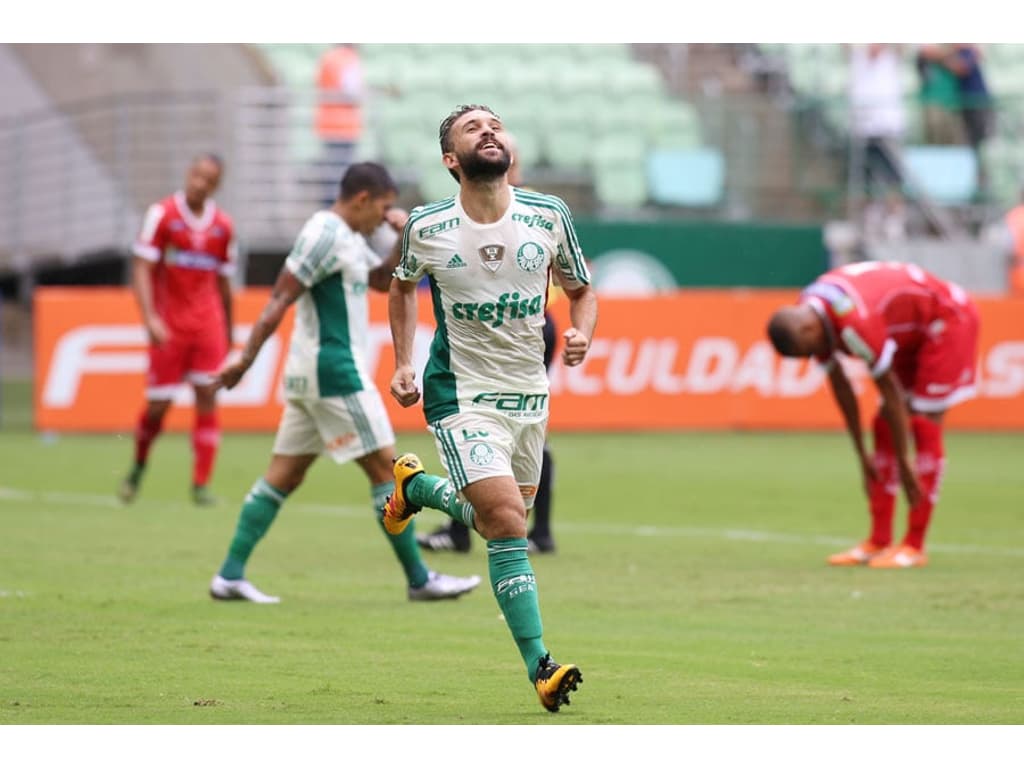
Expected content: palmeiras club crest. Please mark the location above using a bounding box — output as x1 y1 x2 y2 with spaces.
478 244 505 272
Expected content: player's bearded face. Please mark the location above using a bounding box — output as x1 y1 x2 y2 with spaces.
456 136 512 182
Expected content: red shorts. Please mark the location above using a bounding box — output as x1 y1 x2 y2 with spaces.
146 326 228 399
893 299 980 413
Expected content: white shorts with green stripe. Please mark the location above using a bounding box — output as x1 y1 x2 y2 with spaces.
428 410 547 509
272 390 395 462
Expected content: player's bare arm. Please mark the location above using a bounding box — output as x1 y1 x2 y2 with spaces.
387 277 420 407
131 256 168 346
827 362 878 494
875 369 924 508
216 268 305 391
368 208 410 292
560 283 598 367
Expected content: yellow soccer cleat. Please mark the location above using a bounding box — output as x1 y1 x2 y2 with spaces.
534 654 582 713
382 453 425 535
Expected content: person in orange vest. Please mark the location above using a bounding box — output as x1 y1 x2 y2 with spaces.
316 44 364 202
1006 190 1024 295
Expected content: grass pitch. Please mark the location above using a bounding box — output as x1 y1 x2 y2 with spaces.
1 383 1022 726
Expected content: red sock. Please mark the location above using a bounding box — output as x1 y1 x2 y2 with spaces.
134 410 164 466
868 413 897 548
192 410 220 487
905 415 945 550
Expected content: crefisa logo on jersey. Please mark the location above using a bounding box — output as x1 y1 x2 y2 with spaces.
516 242 545 272
478 244 505 272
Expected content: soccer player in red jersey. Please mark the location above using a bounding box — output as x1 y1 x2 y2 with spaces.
118 154 236 506
767 261 980 568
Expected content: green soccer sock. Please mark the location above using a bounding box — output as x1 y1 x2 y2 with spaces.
488 537 548 681
408 473 476 529
374 481 429 588
218 478 287 580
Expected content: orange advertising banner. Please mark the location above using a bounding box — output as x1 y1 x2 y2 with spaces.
34 287 1024 432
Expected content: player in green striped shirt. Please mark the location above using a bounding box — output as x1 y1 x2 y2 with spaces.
208 162 481 604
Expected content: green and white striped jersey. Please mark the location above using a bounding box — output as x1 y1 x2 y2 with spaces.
282 210 379 399
395 187 590 424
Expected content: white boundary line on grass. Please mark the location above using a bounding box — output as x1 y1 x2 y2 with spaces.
4 485 1024 558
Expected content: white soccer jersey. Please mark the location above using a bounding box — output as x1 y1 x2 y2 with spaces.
395 187 590 424
282 210 381 399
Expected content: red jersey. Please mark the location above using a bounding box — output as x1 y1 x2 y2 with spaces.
800 261 973 378
133 192 236 334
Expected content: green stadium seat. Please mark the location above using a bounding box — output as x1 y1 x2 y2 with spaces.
552 66 604 98
415 158 460 203
647 147 725 207
645 101 703 149
590 135 649 209
606 63 665 99
593 166 648 209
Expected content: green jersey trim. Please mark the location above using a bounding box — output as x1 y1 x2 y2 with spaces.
311 278 362 396
512 188 588 281
400 198 457 271
422 275 460 424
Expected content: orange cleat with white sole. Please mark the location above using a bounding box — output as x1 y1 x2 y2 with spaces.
868 544 929 569
827 540 887 566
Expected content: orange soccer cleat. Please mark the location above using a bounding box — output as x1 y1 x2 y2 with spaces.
827 540 887 566
868 544 929 569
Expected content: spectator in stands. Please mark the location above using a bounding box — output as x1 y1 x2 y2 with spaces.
952 44 994 191
916 45 968 145
847 44 908 242
417 134 560 555
952 45 994 151
118 154 235 506
315 44 364 203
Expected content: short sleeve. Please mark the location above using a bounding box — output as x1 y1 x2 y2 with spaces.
550 197 590 289
394 217 427 282
133 203 166 261
286 216 345 287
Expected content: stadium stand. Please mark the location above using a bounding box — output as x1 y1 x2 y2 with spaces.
4 42 1024 302
254 43 724 212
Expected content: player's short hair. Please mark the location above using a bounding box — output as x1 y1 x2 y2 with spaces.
193 153 224 171
766 309 802 357
339 162 398 201
438 104 501 181
439 104 500 153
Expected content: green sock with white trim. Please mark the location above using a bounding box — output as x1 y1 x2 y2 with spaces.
218 478 287 580
488 537 548 681
407 474 476 529
373 481 429 588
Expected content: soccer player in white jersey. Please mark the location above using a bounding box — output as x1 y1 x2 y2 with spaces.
384 106 598 712
207 162 481 604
